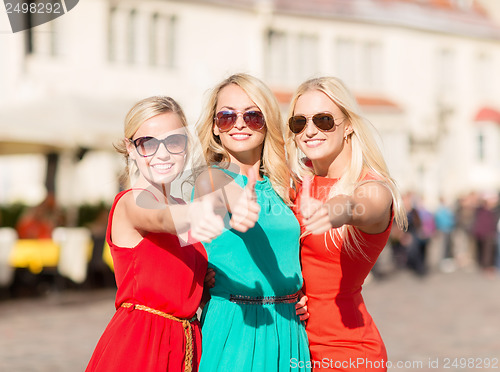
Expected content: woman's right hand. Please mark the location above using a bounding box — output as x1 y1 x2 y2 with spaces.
189 195 225 243
229 168 260 232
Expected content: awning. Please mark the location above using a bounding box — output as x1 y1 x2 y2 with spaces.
0 95 134 155
474 106 500 124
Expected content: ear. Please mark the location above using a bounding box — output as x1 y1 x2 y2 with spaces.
344 121 354 136
213 122 220 136
125 138 137 160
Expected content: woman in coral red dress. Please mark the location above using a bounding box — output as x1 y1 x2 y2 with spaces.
86 96 225 372
286 77 407 371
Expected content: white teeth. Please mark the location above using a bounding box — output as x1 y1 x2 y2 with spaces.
306 140 324 145
231 134 250 139
152 163 173 170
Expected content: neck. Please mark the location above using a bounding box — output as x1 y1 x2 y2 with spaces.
134 177 171 203
227 152 263 180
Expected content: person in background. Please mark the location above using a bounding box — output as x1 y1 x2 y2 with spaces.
434 196 455 273
16 194 59 239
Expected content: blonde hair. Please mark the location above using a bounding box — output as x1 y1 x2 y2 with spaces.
286 77 407 257
196 73 292 205
115 96 191 187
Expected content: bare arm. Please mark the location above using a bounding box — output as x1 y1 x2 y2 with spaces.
301 179 392 235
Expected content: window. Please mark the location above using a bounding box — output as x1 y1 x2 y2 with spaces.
265 29 288 84
108 7 128 63
436 48 455 94
150 14 177 68
476 53 492 99
297 34 318 81
336 39 356 86
361 41 382 89
127 9 138 64
477 130 484 162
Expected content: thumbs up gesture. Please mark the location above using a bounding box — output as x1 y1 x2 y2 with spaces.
229 168 261 232
190 194 225 243
300 175 332 235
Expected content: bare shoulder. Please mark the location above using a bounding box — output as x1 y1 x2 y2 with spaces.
194 168 234 197
110 192 145 247
354 180 392 208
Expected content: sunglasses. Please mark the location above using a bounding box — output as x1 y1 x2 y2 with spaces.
215 110 266 132
130 134 187 157
288 112 343 134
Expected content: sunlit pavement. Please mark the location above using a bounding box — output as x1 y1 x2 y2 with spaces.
0 268 499 372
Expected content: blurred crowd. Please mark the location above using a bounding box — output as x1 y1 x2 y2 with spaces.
2 187 500 300
386 190 500 279
0 195 114 299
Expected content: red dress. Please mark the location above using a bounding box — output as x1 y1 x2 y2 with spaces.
295 175 392 372
86 190 207 372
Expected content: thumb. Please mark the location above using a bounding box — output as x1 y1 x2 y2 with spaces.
301 174 313 201
245 168 258 200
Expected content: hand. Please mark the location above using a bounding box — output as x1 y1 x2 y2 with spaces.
190 195 224 243
204 267 215 289
229 168 260 232
295 291 309 321
300 175 332 235
200 268 215 309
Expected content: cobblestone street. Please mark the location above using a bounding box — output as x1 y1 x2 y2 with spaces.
0 268 499 371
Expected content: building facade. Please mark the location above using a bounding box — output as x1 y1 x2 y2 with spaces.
0 0 499 209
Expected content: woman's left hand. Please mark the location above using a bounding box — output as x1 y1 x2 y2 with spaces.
295 291 309 321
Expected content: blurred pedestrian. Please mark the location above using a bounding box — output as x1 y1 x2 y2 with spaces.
434 197 455 273
286 76 407 371
16 194 59 239
472 195 498 277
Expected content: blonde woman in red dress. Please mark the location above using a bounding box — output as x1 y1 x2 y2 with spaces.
286 77 407 372
86 96 226 372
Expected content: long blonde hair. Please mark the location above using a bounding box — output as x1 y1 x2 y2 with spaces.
115 96 191 188
197 73 292 205
286 77 407 257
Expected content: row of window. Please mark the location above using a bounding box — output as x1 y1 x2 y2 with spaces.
108 8 177 68
265 30 384 91
265 27 494 98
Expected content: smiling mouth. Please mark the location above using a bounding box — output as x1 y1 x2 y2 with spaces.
304 139 325 147
229 133 252 140
151 163 174 171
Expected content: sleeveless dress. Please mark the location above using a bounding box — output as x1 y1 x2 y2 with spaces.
86 189 208 372
295 175 392 372
198 169 310 372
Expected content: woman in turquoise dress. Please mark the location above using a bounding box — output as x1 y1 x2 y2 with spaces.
194 73 310 371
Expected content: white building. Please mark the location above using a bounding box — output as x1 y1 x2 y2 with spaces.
0 0 499 210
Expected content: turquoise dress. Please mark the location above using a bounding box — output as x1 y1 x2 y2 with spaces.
198 169 310 372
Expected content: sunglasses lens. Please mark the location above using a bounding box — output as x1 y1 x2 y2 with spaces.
134 137 158 157
289 116 307 134
216 111 237 132
312 113 335 131
165 134 187 154
243 111 265 130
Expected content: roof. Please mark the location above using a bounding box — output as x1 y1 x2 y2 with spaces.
191 0 500 39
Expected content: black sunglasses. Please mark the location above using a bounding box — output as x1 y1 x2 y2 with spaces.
130 134 187 157
288 112 343 134
215 110 266 132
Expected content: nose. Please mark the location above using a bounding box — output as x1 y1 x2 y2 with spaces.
304 118 318 137
233 112 246 130
155 142 172 159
